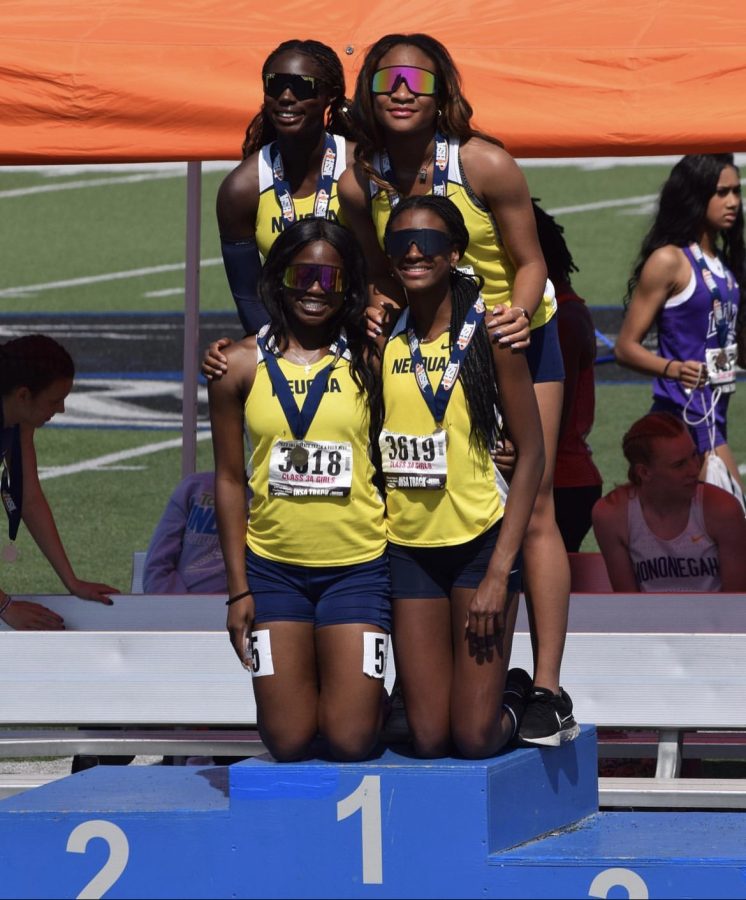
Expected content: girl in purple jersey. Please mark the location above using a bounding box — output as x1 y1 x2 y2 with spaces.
616 154 745 489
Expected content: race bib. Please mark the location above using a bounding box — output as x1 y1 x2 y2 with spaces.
268 440 353 497
705 343 737 393
248 630 274 677
379 429 447 489
362 632 389 679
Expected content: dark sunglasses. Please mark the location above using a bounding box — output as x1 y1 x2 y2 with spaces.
384 228 454 259
282 264 347 294
371 66 437 96
263 72 325 101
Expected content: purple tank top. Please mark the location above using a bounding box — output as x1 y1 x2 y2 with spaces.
653 246 740 425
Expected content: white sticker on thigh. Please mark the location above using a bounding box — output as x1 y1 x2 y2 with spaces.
248 630 274 677
363 632 389 679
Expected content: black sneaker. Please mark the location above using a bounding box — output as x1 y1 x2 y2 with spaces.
502 667 534 742
518 687 580 747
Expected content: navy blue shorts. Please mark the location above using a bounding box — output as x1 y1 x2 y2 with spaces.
246 548 391 631
526 314 565 384
388 521 522 599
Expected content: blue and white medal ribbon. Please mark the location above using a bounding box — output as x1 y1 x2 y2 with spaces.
380 129 449 207
406 295 485 425
257 331 347 440
270 133 337 228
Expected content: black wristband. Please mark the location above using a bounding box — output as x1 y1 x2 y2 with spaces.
226 589 251 606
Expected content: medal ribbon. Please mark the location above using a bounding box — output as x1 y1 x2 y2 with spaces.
270 133 337 228
0 406 22 542
406 295 486 425
689 242 732 349
380 129 449 207
257 332 347 440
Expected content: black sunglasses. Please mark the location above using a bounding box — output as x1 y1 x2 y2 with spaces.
384 228 454 259
263 72 325 101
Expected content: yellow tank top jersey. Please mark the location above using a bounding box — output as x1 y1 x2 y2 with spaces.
255 134 347 262
245 345 386 566
382 322 505 547
370 137 555 329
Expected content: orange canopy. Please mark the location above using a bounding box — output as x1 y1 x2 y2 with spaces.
2 0 746 162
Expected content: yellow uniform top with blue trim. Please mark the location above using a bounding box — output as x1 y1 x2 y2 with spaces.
381 313 505 547
245 341 386 566
370 136 556 329
255 134 347 262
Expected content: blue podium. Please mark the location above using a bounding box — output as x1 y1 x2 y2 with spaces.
1 726 746 898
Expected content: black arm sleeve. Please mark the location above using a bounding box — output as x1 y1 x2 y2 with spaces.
220 238 269 335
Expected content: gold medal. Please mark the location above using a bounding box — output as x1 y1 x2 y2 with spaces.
290 445 309 469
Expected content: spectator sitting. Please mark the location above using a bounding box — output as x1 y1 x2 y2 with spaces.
73 471 252 774
143 471 249 594
591 412 746 592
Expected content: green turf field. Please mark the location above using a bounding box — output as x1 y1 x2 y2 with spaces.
1 159 744 595
0 160 670 314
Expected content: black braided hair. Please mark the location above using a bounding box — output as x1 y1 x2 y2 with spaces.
532 198 579 285
242 40 355 158
384 194 504 452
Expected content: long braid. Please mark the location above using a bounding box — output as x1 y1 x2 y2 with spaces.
384 193 504 452
242 40 355 159
449 269 504 452
531 199 578 284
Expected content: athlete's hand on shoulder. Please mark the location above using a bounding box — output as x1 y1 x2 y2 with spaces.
365 301 401 341
487 305 531 349
227 593 256 670
1 599 65 630
365 284 404 341
67 578 119 605
465 572 508 652
202 338 233 381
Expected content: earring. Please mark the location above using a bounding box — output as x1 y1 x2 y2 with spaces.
437 109 442 118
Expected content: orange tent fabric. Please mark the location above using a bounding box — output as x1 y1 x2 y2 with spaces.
2 0 746 162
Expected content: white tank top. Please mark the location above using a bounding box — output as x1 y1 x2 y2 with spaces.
627 484 721 592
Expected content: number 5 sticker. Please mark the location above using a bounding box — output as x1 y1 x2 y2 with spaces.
363 632 389 678
249 630 275 676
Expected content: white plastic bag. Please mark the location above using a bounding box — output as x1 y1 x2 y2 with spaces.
704 450 746 516
684 384 746 516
